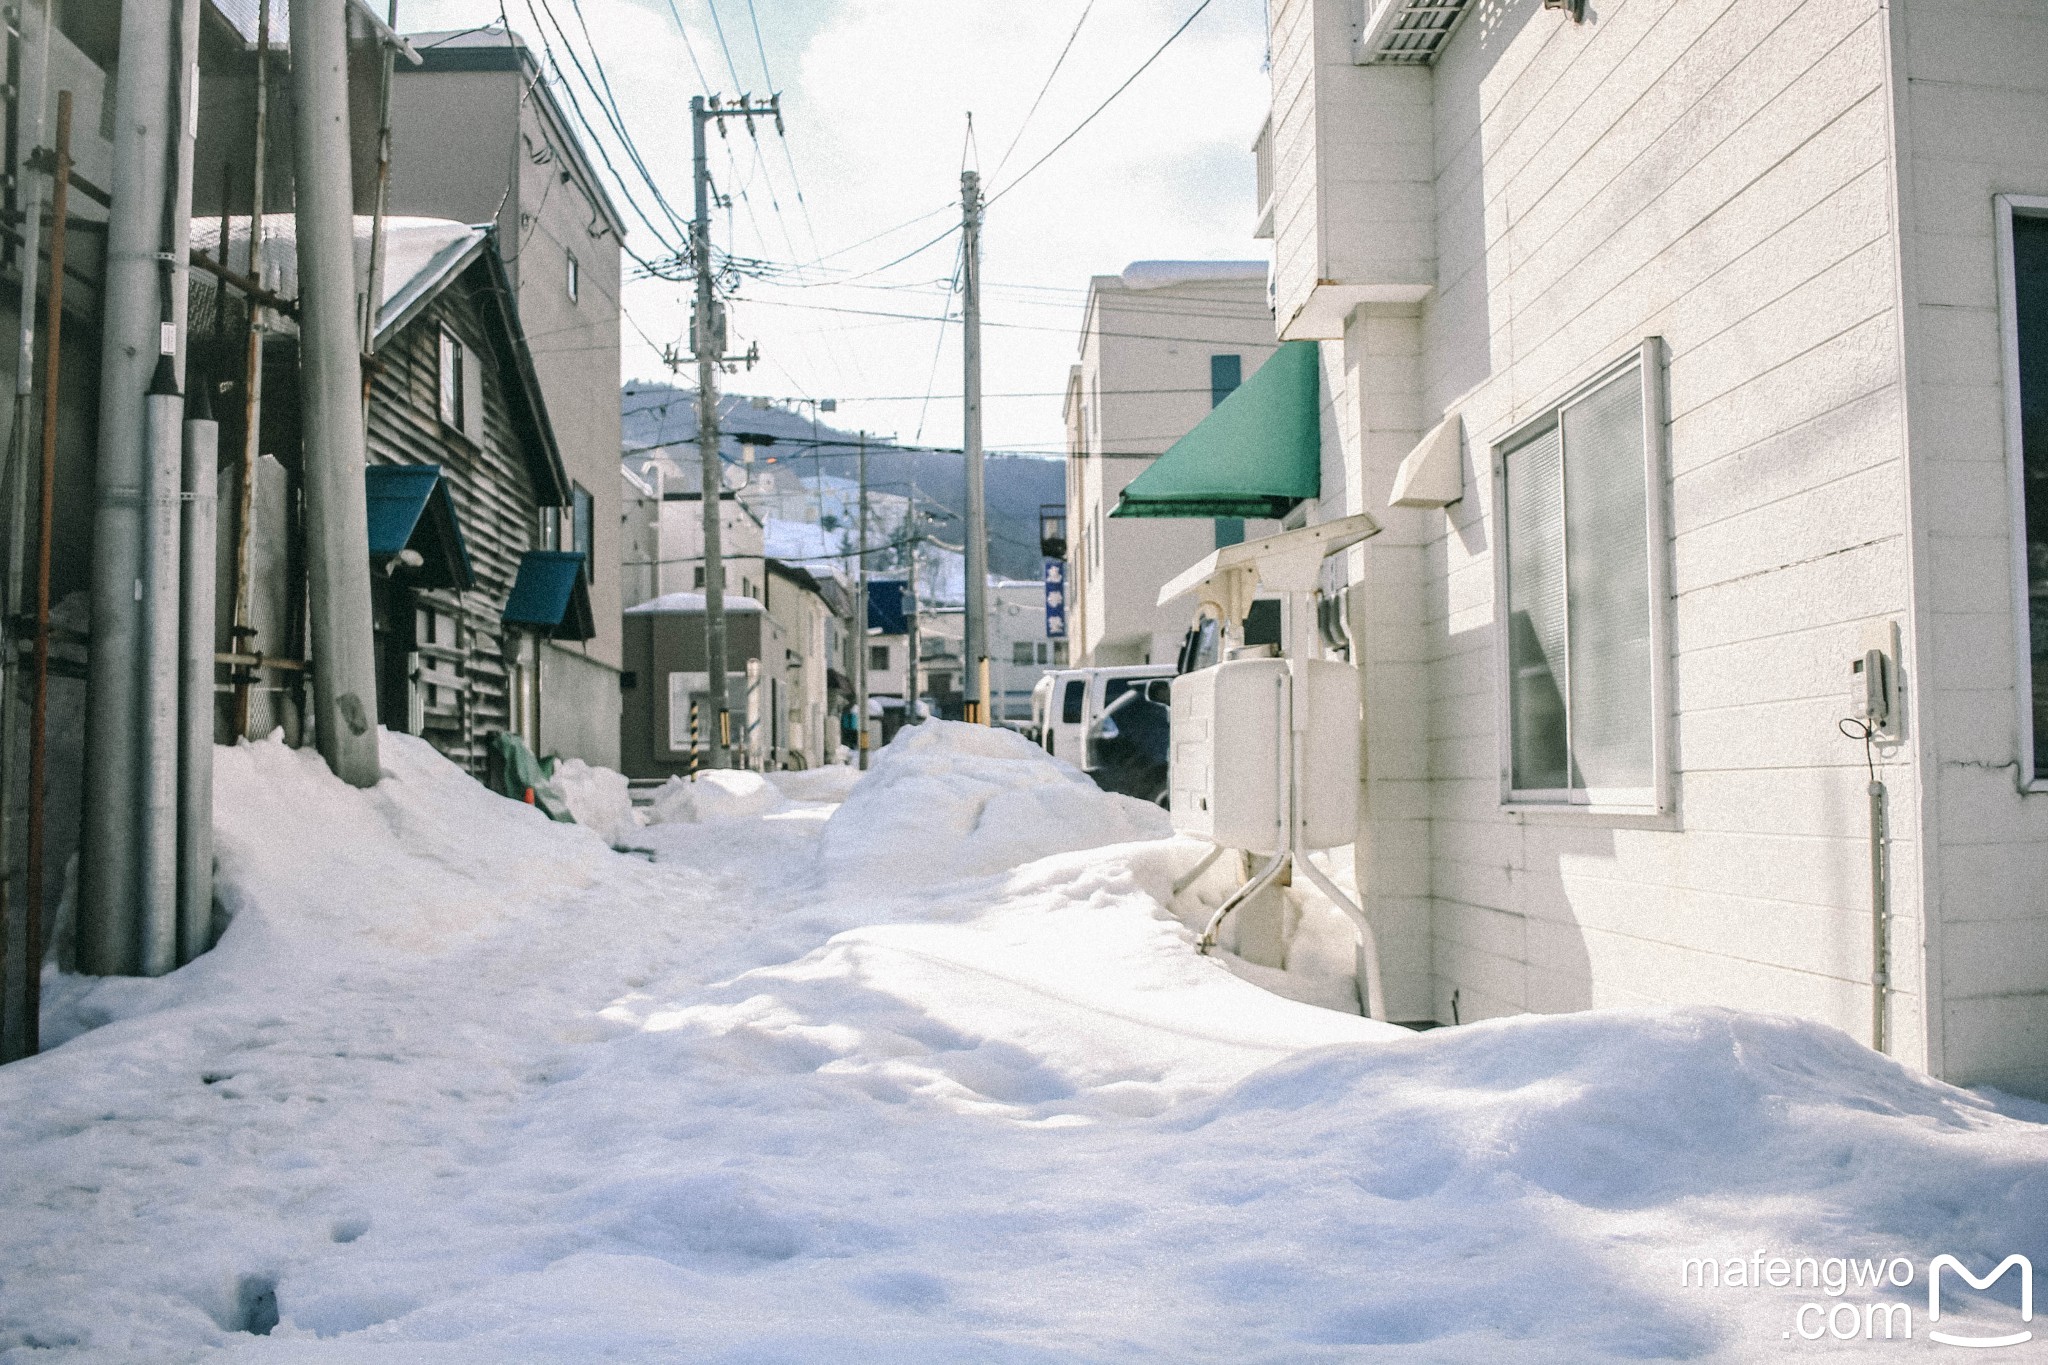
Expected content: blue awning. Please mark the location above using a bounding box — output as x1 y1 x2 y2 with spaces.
365 464 474 590
503 549 595 640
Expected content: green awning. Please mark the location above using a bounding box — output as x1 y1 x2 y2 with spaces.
1111 340 1320 519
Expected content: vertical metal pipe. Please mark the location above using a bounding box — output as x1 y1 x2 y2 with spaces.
291 0 382 787
24 90 71 1052
1870 777 1890 1053
81 0 178 976
138 359 184 977
178 386 217 966
0 0 51 1060
960 170 987 723
230 0 271 739
135 0 203 977
361 5 399 362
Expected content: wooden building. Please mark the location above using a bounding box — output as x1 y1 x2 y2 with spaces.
193 215 592 774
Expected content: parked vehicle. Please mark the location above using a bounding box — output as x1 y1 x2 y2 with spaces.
1030 665 1176 804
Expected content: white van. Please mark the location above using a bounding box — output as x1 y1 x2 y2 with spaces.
1031 665 1176 787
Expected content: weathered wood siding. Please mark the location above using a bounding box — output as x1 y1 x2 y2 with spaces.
365 265 543 773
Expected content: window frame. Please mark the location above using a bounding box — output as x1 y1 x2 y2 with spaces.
1489 337 1673 814
1995 195 2048 790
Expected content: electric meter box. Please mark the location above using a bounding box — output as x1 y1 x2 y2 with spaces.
1170 658 1359 854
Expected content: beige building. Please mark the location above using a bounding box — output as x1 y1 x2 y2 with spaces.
1188 0 2048 1094
389 28 626 766
1064 263 1282 667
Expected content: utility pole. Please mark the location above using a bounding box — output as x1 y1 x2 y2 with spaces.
854 431 868 770
960 170 989 724
293 0 381 787
688 93 775 767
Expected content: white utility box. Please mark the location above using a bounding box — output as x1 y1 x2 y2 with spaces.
1170 658 1359 853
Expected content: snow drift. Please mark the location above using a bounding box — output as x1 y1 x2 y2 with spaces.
2 726 2045 1362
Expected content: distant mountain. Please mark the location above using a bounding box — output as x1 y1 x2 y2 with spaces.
622 383 1063 583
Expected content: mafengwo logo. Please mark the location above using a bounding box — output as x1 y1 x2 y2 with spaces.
1928 1255 2032 1349
1680 1251 2033 1346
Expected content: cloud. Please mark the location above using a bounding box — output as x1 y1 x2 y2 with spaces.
396 0 1273 451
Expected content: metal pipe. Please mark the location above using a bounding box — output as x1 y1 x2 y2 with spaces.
138 359 184 977
23 89 71 1053
1870 777 1890 1053
290 0 382 786
0 0 51 1060
178 384 217 966
230 0 271 739
1171 845 1223 899
81 0 179 976
1196 851 1290 954
361 4 399 361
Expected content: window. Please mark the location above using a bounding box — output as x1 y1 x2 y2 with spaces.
1013 641 1035 666
1053 641 1068 665
566 249 579 303
1496 346 1668 807
870 644 890 672
1210 353 1242 406
572 484 593 564
1061 679 1085 724
438 327 463 430
437 326 483 443
1998 197 2048 785
694 565 705 588
1037 642 1049 664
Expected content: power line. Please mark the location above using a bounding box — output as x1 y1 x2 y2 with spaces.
989 0 1096 186
987 0 1218 207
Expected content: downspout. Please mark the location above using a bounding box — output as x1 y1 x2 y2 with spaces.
178 381 218 965
81 0 180 976
1 0 51 1057
230 0 271 739
291 0 383 787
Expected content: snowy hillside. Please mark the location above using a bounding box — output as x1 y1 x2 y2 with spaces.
2 727 2044 1360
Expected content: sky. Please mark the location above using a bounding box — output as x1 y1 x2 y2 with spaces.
396 0 1274 456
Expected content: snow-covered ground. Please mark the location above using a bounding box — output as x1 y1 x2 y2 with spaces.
3 723 2046 1361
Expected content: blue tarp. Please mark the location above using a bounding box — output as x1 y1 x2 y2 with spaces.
503 550 595 640
364 464 474 590
867 579 908 635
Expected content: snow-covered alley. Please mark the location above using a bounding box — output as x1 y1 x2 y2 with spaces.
3 723 2047 1362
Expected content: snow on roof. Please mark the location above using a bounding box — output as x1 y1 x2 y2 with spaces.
623 591 765 615
1118 260 1269 292
190 216 489 343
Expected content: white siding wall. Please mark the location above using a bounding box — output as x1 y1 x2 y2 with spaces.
1309 0 1927 1057
1892 0 2048 1096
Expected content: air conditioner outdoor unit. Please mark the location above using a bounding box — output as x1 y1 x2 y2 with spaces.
1170 658 1358 854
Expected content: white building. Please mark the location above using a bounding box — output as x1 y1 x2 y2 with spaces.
1064 263 1284 668
1142 0 2048 1097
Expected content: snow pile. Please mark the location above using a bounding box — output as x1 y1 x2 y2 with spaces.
3 731 2047 1360
641 768 786 825
550 758 641 845
819 719 1170 886
767 763 863 804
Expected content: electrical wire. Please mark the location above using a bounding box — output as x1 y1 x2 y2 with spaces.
989 0 1096 186
987 0 1217 207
